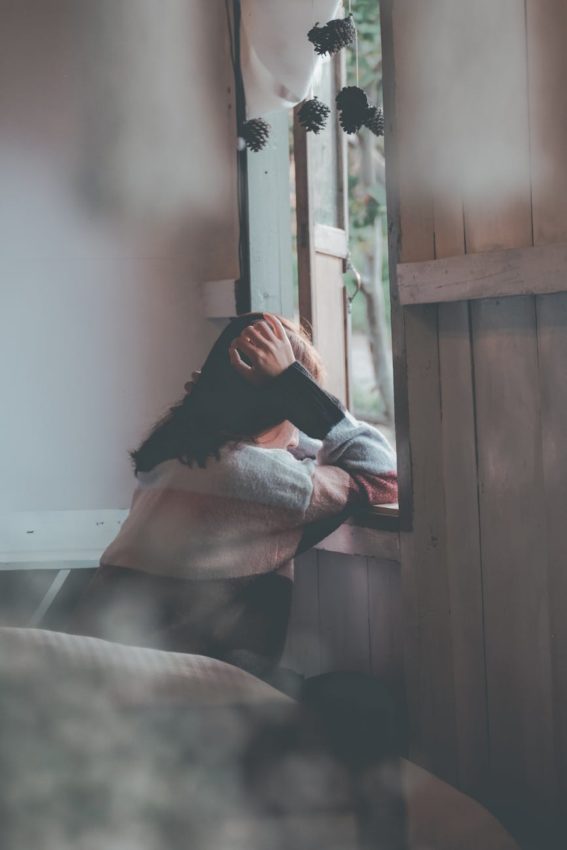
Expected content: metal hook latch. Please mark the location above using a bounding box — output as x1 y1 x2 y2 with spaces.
344 253 363 312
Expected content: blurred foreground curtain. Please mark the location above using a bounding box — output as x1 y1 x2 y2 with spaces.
77 0 234 219
240 0 341 117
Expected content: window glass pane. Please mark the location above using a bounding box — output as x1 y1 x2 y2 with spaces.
344 4 395 446
309 56 340 228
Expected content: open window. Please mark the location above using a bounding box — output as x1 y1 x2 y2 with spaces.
289 9 397 526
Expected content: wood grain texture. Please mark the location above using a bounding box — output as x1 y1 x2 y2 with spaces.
317 552 371 674
368 558 403 683
401 306 458 782
535 294 567 811
471 297 556 810
293 107 315 332
464 0 556 813
387 0 458 784
435 194 488 794
398 241 567 305
460 0 533 253
527 0 567 810
281 550 321 677
316 523 400 561
438 300 488 797
380 0 413 527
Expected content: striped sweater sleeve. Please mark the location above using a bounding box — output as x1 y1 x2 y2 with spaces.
269 361 398 522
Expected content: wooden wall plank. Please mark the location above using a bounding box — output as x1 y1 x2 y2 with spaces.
317 552 371 674
461 1 533 252
460 0 556 813
438 300 489 798
401 306 458 782
535 295 567 811
281 550 321 677
435 196 488 794
397 240 567 306
368 557 403 684
471 297 556 810
526 0 567 809
387 0 458 784
526 0 567 246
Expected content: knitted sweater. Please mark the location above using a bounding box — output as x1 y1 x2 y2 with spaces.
100 361 398 582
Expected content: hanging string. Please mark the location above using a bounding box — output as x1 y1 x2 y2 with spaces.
351 0 360 86
345 0 359 85
310 0 316 98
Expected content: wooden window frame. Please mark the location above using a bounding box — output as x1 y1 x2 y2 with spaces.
292 55 403 534
237 12 404 548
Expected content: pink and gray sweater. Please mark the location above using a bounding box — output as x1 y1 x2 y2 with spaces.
70 362 397 671
100 361 398 582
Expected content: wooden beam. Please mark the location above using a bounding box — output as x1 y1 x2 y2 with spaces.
397 240 567 305
314 224 348 258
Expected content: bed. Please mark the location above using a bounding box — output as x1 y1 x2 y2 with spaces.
0 627 519 850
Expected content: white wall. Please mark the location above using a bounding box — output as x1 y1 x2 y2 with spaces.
0 0 239 520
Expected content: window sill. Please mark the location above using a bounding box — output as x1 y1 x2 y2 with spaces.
315 503 400 562
354 502 400 532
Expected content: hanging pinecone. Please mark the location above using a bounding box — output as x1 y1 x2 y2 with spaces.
324 15 356 54
307 22 327 56
336 86 369 134
298 97 331 134
365 105 384 137
240 118 271 152
307 14 356 56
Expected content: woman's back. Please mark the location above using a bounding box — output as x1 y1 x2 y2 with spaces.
67 315 397 678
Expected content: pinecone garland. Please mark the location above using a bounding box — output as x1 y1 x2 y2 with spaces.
240 118 271 152
298 97 331 134
336 86 369 134
307 14 356 56
365 105 384 137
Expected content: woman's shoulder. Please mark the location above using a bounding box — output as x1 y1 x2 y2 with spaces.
136 445 316 511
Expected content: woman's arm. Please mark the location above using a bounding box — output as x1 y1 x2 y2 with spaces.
271 360 397 510
230 314 397 529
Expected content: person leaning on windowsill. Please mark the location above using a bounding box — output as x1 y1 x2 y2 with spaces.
66 312 398 681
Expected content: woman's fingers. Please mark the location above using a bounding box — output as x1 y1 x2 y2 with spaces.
235 335 261 359
229 342 254 377
244 326 271 352
264 313 286 340
254 318 278 343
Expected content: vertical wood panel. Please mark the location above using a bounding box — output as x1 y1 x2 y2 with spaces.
368 557 402 682
388 0 458 783
526 0 567 809
282 551 321 677
431 25 489 788
461 0 533 252
383 0 567 818
439 300 488 797
317 552 371 674
472 297 556 810
460 0 556 812
535 295 567 811
401 306 458 782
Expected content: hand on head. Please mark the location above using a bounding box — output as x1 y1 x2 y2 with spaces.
228 314 296 386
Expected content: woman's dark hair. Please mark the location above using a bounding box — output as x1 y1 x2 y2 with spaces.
130 313 324 473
